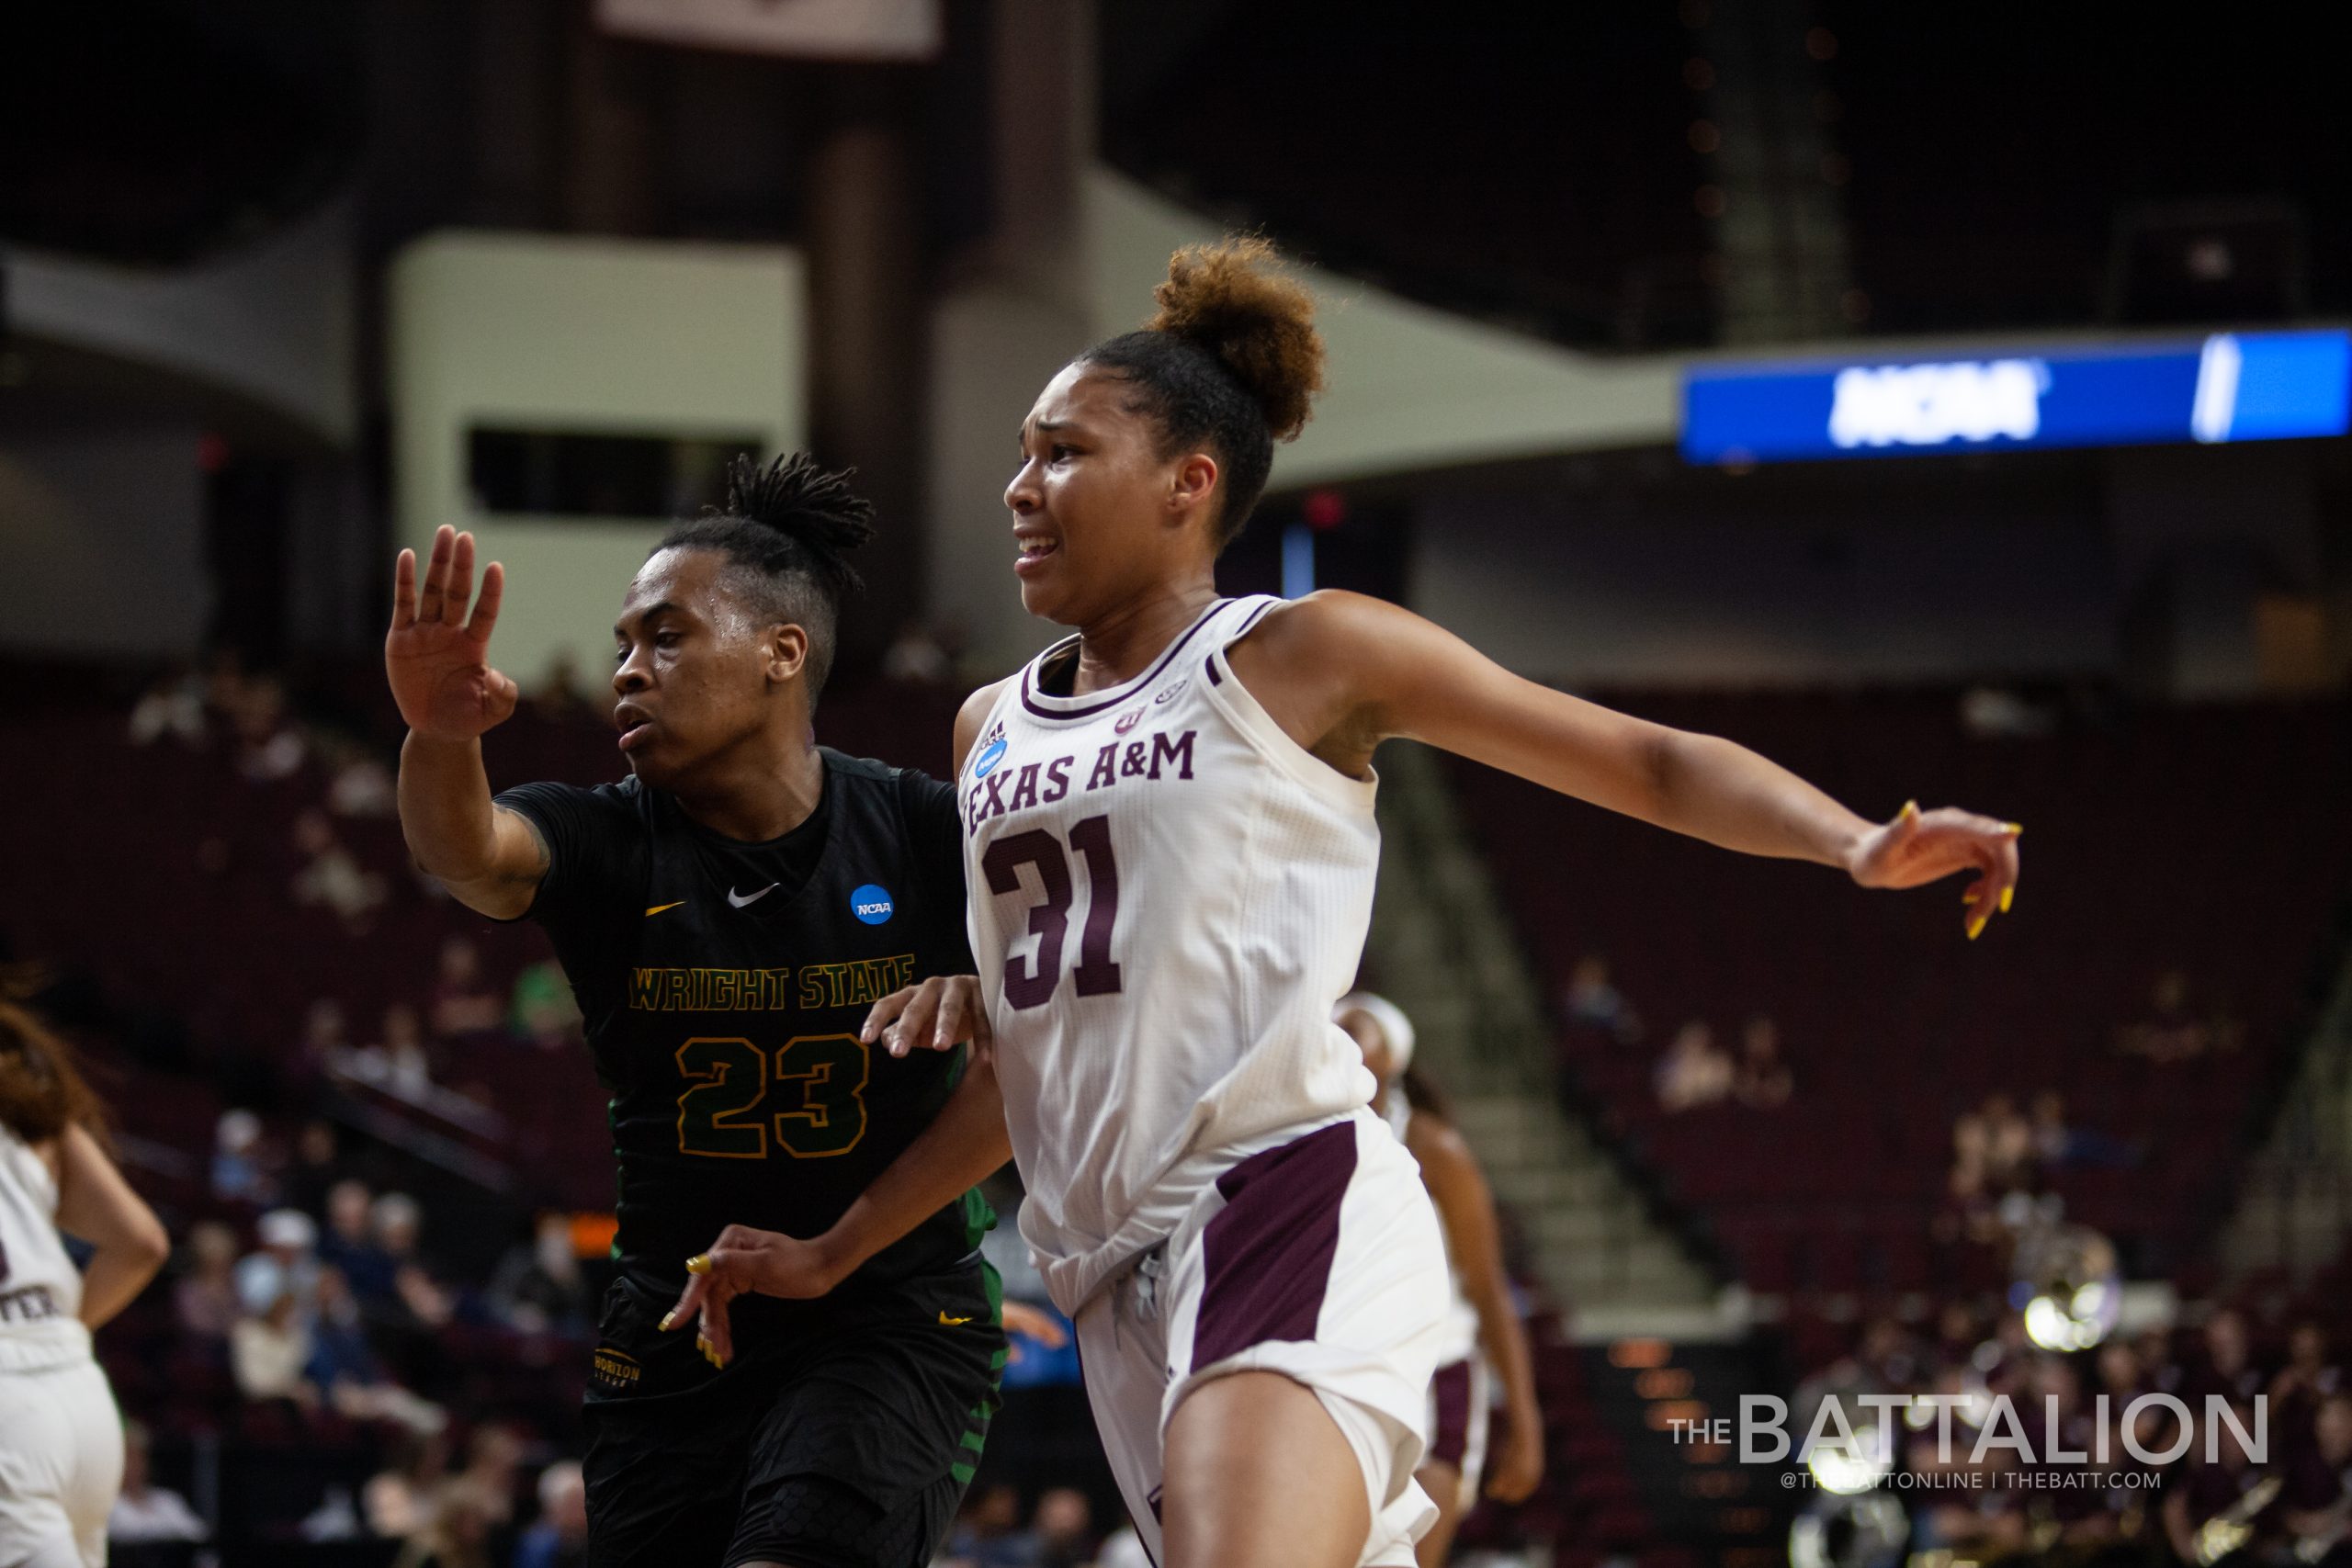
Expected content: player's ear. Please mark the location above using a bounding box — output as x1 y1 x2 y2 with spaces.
765 623 809 686
1167 452 1218 529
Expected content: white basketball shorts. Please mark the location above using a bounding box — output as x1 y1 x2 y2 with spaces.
1071 1110 1453 1566
0 1357 124 1568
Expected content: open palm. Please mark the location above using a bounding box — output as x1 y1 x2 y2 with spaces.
386 525 518 741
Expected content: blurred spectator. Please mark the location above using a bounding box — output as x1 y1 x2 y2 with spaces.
175 1219 243 1343
291 809 389 932
392 1479 502 1568
346 1004 434 1094
283 1118 350 1218
1030 1487 1094 1568
431 938 504 1039
364 1432 452 1540
1959 686 2055 739
1655 1021 1733 1112
2029 1089 2139 1171
232 675 307 782
311 1266 447 1434
107 1420 208 1547
883 620 954 685
2273 1321 2343 1443
232 1288 319 1409
376 1192 457 1330
944 1483 1031 1568
320 1179 399 1304
297 999 352 1085
489 1213 593 1337
509 962 581 1053
2117 970 2224 1062
2281 1393 2352 1562
2186 1308 2267 1407
513 1461 589 1568
1560 953 1642 1043
211 1108 273 1205
1732 1014 1793 1109
129 666 209 749
452 1425 525 1562
236 1208 321 1318
323 736 398 818
2161 1401 2272 1567
1976 1094 2034 1191
530 649 594 723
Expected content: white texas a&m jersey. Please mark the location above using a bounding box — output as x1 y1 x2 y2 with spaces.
0 1122 90 1371
962 595 1382 1315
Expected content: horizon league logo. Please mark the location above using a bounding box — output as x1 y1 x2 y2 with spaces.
1685 1392 2270 1467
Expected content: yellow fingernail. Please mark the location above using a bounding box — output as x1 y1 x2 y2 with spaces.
686 1254 710 1275
659 1312 675 1331
2004 822 2023 837
1968 914 1987 942
1999 886 2014 914
1902 800 1920 820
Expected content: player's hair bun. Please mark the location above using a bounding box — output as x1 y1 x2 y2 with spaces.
719 451 876 597
1146 238 1325 443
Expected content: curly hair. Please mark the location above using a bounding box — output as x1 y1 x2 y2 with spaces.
0 990 104 1146
1080 236 1327 548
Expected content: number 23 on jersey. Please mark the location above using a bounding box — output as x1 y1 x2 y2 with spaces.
675 1033 868 1158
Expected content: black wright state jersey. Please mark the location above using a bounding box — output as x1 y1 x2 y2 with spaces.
495 749 991 1288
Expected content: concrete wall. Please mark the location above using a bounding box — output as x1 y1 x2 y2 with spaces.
387 231 804 685
0 428 209 659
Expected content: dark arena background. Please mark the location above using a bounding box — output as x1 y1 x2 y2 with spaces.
4 4 2349 1567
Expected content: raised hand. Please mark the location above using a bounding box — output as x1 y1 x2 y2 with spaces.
387 525 518 741
1846 800 2023 940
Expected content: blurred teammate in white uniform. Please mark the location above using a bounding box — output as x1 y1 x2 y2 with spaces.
0 998 170 1568
1336 993 1544 1566
671 238 2024 1568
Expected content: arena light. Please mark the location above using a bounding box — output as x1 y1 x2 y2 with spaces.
1682 328 2351 463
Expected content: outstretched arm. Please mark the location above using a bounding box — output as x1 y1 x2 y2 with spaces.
387 526 548 919
53 1124 170 1330
1228 592 2020 937
1410 1117 1545 1503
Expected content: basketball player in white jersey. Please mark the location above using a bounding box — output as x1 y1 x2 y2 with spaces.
0 997 171 1568
668 237 2022 1568
1335 993 1542 1567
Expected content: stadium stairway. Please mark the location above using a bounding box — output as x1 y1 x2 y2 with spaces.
2220 944 2352 1285
1365 741 1719 1313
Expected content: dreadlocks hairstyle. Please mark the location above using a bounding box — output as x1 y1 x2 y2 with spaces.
0 985 105 1146
654 451 878 704
1080 235 1327 549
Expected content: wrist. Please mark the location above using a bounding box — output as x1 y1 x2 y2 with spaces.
808 1227 862 1290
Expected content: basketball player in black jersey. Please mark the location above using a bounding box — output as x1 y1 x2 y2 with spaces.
388 455 1009 1568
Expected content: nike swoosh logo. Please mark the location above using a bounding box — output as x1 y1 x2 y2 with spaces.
727 885 778 909
644 901 685 917
938 1313 973 1326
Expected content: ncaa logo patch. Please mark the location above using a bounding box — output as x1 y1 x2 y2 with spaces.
851 884 895 925
1154 677 1189 705
972 720 1008 779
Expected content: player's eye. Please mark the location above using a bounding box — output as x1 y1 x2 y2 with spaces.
1049 444 1075 462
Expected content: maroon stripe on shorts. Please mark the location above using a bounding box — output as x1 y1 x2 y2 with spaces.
1193 1122 1357 1369
1428 1358 1475 1467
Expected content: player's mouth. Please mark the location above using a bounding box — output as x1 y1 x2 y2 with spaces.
616 705 655 752
1013 528 1060 578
